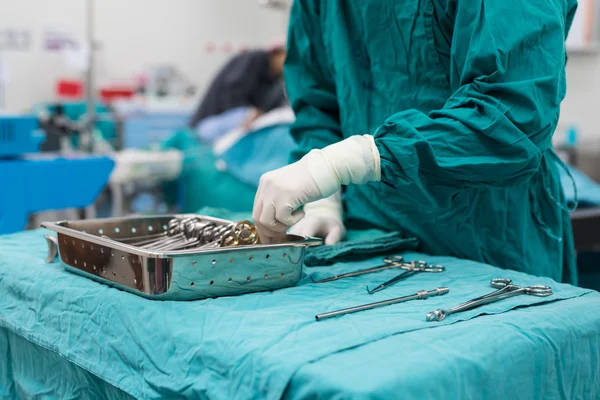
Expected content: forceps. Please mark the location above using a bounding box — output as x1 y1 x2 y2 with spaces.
367 261 444 294
426 278 553 322
310 256 405 283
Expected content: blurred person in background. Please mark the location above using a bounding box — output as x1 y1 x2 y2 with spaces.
188 42 288 131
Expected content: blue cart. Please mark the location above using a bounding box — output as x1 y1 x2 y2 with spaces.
0 115 114 234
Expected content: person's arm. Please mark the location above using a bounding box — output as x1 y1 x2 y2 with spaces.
285 0 342 163
374 0 572 190
253 0 574 238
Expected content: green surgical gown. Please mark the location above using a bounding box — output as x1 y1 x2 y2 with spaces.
286 0 579 283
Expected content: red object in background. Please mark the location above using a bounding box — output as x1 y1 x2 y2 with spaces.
239 44 249 53
222 42 233 53
205 41 216 53
99 86 135 103
56 79 84 99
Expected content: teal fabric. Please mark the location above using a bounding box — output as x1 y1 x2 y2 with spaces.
0 328 132 400
2 296 599 400
0 230 598 399
285 292 600 399
304 231 419 266
285 0 579 284
161 130 256 212
218 124 296 187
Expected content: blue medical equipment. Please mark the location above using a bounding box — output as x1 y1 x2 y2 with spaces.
34 102 118 149
123 111 189 149
0 115 44 157
0 114 114 234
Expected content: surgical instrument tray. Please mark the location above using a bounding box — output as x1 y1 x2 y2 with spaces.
42 214 321 301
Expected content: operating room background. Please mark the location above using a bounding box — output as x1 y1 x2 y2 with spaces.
0 0 288 112
1 0 599 139
0 0 599 148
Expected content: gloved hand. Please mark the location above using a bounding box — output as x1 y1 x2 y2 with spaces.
253 134 380 243
289 191 346 245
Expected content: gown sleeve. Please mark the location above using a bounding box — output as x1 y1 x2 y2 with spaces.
285 1 343 163
374 0 574 189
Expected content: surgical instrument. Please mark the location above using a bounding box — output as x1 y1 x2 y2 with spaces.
316 287 449 321
367 261 444 294
108 217 258 251
426 278 553 322
42 214 323 301
310 256 406 283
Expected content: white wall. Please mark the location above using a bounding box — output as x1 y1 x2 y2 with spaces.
1 0 599 144
561 53 600 143
0 0 287 112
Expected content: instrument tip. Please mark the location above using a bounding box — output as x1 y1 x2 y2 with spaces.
366 285 381 294
426 309 446 322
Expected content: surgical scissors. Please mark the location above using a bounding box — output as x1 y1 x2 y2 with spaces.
426 278 553 322
366 261 444 294
310 256 405 283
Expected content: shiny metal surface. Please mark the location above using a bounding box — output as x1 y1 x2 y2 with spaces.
127 218 258 251
309 256 445 294
426 278 553 322
310 255 405 283
42 214 322 301
44 234 58 263
367 261 445 294
315 287 449 321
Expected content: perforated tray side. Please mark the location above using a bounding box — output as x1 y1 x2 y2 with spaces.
43 214 321 300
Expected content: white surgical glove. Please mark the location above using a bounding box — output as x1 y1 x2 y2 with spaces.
289 191 346 245
253 135 380 243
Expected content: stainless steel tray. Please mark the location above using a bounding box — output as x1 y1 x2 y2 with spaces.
42 214 321 301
